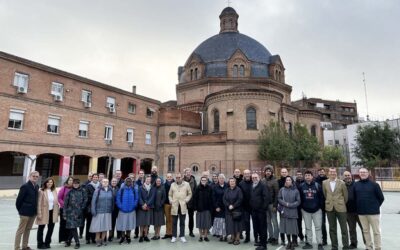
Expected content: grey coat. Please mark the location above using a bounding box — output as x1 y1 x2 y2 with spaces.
278 186 300 219
91 187 114 216
154 185 166 211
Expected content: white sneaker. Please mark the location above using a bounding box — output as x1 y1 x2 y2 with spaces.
180 237 187 243
171 237 177 243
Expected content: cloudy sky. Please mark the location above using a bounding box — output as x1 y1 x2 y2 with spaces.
1 0 399 120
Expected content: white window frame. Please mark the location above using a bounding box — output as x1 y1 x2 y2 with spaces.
145 131 152 145
78 121 89 138
13 73 29 93
47 116 60 134
8 109 25 130
51 82 64 96
81 90 92 103
106 97 116 108
104 125 113 140
128 103 136 114
126 128 134 143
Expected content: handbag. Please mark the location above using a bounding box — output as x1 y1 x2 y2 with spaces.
231 210 242 221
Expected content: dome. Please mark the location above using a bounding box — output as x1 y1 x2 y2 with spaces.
220 7 238 16
193 32 271 65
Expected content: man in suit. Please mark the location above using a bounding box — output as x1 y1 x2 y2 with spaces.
322 167 350 250
15 171 40 250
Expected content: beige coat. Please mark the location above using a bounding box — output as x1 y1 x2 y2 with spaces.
36 189 59 225
322 179 348 213
168 181 192 215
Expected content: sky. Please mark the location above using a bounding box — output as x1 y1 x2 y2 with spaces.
0 0 399 121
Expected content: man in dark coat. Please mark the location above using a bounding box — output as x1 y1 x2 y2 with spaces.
250 173 271 250
183 168 197 237
150 166 163 185
162 173 175 239
343 171 365 249
238 169 253 243
233 169 243 185
315 168 328 245
354 168 384 250
15 171 40 250
262 165 279 245
294 170 305 244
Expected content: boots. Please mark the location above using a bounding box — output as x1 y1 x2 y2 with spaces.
119 236 125 245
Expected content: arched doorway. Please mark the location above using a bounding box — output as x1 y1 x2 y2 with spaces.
140 158 153 174
0 151 26 188
36 153 62 180
70 155 90 177
97 156 114 179
121 157 137 179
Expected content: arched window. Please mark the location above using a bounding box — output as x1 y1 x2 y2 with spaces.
195 68 198 80
190 69 193 81
168 155 175 172
239 65 245 76
275 70 278 80
213 109 220 132
246 107 257 129
233 65 238 77
288 122 293 136
311 125 317 137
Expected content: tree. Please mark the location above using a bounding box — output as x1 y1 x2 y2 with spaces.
258 121 294 166
353 122 400 169
321 146 345 168
291 123 321 167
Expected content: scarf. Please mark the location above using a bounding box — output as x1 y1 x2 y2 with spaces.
144 183 151 192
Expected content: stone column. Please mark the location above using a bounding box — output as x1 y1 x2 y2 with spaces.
59 156 71 185
89 157 98 174
23 155 37 182
113 158 121 176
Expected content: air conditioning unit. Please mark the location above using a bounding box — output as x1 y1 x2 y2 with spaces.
128 142 133 147
84 102 92 108
54 95 63 102
109 106 115 113
17 86 26 93
105 139 112 145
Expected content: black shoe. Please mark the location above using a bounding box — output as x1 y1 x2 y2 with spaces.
45 243 51 249
74 243 80 249
107 236 113 242
318 244 324 250
85 240 90 244
126 237 131 244
199 237 203 242
271 239 279 245
244 238 250 243
144 236 150 242
256 246 266 250
204 237 209 242
189 232 195 237
293 241 299 247
348 244 357 249
302 243 313 249
322 241 328 246
64 241 71 247
139 237 144 243
219 237 224 242
38 244 47 249
342 247 351 250
119 236 125 245
254 242 262 247
134 235 139 239
286 242 292 250
240 234 244 239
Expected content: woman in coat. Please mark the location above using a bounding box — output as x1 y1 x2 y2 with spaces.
108 177 120 242
137 175 155 242
223 177 244 245
63 178 87 249
58 176 73 243
193 176 213 242
212 174 228 241
278 176 301 250
36 177 59 249
90 178 114 247
152 177 166 240
115 177 138 244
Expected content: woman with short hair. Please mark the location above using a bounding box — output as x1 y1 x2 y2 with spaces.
58 176 73 243
151 177 166 240
116 177 138 244
36 177 59 249
212 174 228 241
193 176 213 242
223 177 244 245
137 175 155 242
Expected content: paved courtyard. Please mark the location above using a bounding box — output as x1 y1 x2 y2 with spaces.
1 192 399 250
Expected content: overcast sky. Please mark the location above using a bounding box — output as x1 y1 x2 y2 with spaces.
1 0 399 121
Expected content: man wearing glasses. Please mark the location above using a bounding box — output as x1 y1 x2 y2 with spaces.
354 168 384 250
15 171 40 250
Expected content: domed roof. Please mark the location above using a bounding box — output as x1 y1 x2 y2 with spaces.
193 32 271 64
220 7 238 16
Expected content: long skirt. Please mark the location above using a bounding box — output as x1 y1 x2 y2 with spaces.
196 211 212 229
225 212 243 235
116 211 136 231
212 217 226 236
136 209 153 226
152 209 165 226
279 217 298 235
90 213 112 233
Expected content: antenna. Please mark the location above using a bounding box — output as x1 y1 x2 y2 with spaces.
227 0 232 7
363 72 369 121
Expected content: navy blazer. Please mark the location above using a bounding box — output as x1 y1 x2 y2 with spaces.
16 181 39 216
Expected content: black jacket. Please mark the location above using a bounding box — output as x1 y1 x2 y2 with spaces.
278 176 288 189
262 175 279 207
212 183 228 218
164 179 174 204
299 181 324 213
250 182 271 212
16 181 39 216
238 179 253 211
354 178 385 215
193 184 213 212
234 174 243 185
345 180 357 213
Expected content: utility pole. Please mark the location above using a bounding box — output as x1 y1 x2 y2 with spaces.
363 72 370 121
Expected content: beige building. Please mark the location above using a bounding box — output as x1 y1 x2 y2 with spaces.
0 7 324 188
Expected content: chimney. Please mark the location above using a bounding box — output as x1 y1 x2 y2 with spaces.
132 85 136 94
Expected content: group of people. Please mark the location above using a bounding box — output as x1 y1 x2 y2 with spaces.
14 165 384 250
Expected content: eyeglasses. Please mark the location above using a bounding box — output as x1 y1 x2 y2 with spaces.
32 176 39 178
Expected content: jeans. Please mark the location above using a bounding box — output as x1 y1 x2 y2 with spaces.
266 204 279 239
172 213 186 237
302 209 322 245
